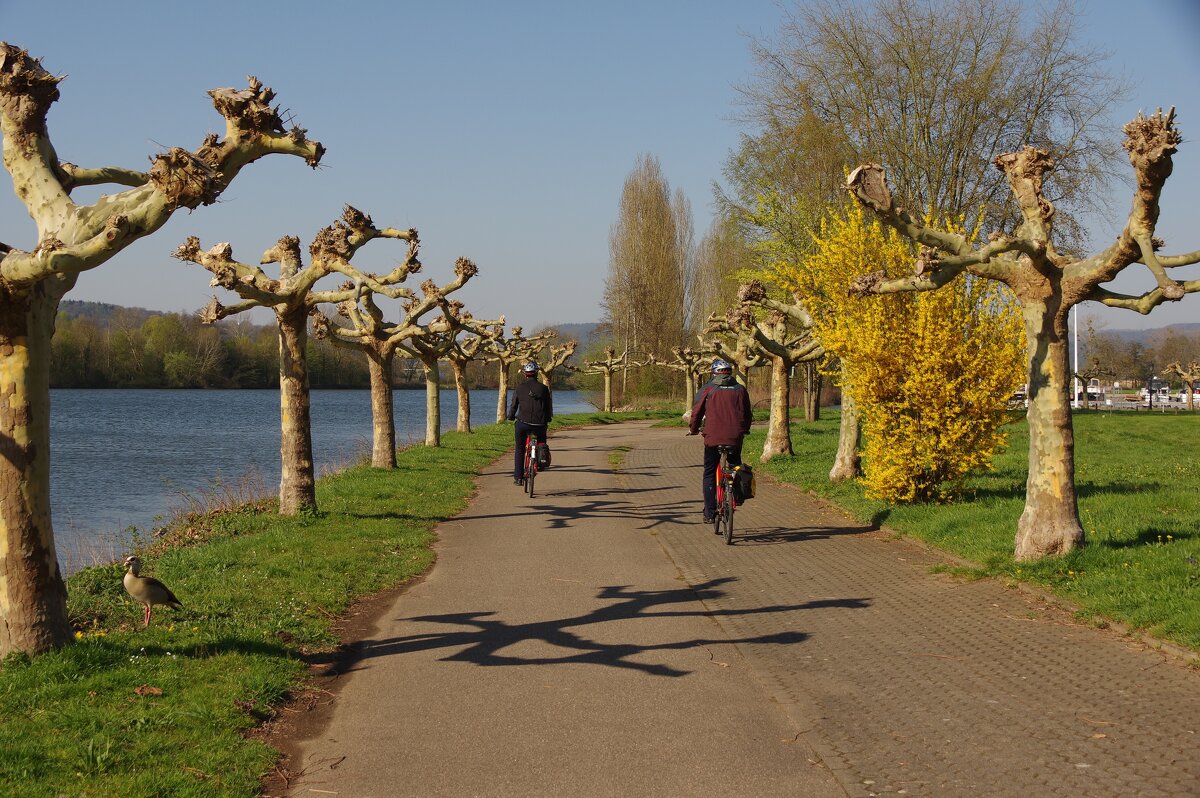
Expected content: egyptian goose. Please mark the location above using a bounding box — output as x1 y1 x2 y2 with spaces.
122 555 182 627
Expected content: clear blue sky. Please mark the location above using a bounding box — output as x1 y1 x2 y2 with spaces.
0 0 1196 332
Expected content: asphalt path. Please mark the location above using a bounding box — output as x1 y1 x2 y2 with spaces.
279 421 1200 798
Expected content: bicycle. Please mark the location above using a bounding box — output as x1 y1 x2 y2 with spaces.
713 444 736 545
521 431 540 498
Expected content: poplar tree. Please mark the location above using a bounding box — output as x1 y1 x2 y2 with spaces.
604 155 693 384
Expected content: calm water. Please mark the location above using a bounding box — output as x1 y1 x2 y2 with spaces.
50 388 595 571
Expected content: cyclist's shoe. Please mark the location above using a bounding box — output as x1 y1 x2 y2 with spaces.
514 478 525 486
702 513 715 524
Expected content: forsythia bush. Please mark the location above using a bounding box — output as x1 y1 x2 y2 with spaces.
760 197 1025 502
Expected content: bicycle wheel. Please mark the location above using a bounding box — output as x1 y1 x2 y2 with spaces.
526 456 536 498
721 487 734 545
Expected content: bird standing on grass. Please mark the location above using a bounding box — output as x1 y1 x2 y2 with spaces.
122 555 183 628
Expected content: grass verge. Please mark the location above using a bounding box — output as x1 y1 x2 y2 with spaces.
0 411 668 798
744 409 1200 655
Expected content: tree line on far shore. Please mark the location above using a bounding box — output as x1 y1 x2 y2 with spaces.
49 301 576 390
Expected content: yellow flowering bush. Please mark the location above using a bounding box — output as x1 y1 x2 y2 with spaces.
758 197 1025 502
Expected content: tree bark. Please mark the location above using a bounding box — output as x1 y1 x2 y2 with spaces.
422 359 441 447
452 360 472 433
602 370 614 412
495 363 510 424
761 356 794 461
0 289 73 654
830 390 862 483
1015 309 1084 560
803 361 822 422
367 349 396 469
683 371 697 415
277 310 316 514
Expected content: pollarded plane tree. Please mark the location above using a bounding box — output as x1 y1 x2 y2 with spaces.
576 346 638 412
396 298 504 447
0 44 322 656
485 325 556 423
1164 361 1200 411
732 281 824 461
847 109 1200 561
648 346 710 415
310 259 485 464
444 326 502 434
701 311 768 391
174 207 417 515
537 338 578 389
1072 358 1116 411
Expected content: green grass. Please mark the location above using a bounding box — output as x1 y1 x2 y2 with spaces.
5 406 1196 796
609 445 633 469
0 411 658 798
745 409 1200 654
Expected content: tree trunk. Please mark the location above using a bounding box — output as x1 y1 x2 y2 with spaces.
603 370 614 412
495 362 510 424
803 361 822 422
0 289 73 657
1015 310 1084 560
277 310 316 514
367 349 396 469
452 361 472 433
761 356 794 461
683 371 696 415
423 359 441 447
830 390 862 483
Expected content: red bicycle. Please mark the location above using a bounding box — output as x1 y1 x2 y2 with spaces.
713 445 736 544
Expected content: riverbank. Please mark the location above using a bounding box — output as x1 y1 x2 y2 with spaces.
0 410 668 798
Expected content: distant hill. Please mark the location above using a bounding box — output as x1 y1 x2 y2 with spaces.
542 322 601 346
58 300 271 336
1098 322 1200 345
59 300 163 327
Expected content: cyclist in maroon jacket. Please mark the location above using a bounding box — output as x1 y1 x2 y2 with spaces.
688 359 752 523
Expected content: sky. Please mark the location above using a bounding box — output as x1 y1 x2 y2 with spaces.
0 0 1197 333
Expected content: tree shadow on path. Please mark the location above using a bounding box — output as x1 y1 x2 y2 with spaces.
311 578 871 679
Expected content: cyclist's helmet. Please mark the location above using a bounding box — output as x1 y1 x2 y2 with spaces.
522 361 539 374
711 359 733 374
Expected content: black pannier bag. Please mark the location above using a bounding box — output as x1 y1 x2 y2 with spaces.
731 464 755 504
536 442 552 470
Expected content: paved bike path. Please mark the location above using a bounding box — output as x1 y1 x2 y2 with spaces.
281 421 1200 797
280 422 845 797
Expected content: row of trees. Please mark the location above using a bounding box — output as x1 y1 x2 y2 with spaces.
1079 322 1200 388
52 309 355 388
49 301 578 390
0 46 326 655
0 45 583 657
601 0 1198 565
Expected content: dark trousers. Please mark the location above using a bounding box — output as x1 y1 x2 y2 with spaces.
514 421 547 480
702 441 743 518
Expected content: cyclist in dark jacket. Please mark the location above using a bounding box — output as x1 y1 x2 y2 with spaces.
688 359 751 522
508 361 553 485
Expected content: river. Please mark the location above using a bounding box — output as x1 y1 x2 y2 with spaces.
49 388 595 572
